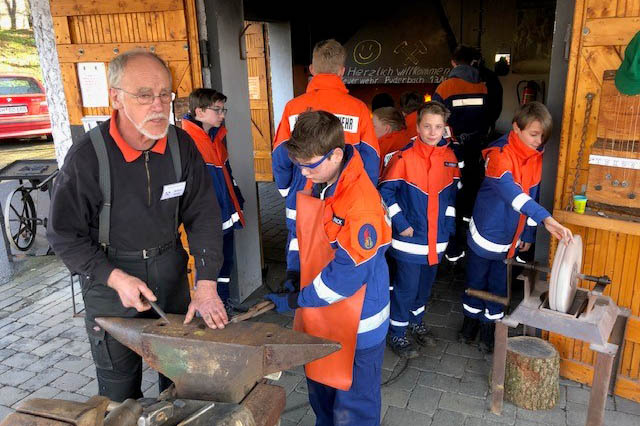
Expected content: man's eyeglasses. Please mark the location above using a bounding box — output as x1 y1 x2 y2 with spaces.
291 149 334 170
206 107 228 115
113 88 174 105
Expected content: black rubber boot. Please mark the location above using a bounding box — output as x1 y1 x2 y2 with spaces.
478 322 495 354
458 316 480 344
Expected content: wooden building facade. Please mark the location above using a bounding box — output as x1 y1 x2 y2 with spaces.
552 0 640 402
49 0 203 123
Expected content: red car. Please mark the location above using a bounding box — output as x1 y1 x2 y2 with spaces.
0 75 52 140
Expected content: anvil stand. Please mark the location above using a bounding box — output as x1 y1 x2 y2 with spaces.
489 263 630 426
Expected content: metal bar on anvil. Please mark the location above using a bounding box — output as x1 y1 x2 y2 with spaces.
95 315 341 403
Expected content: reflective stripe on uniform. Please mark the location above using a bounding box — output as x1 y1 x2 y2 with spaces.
463 303 482 314
286 208 297 220
445 206 456 217
511 193 531 212
217 277 230 283
278 187 290 197
527 217 537 226
391 239 448 255
222 212 241 230
484 309 504 320
358 303 390 334
390 319 409 327
410 305 425 316
312 273 345 304
469 219 512 253
451 98 484 107
289 238 299 251
388 203 402 218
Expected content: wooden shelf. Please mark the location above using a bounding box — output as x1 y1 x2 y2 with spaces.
553 209 640 236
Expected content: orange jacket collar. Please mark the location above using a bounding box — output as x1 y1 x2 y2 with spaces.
306 74 349 94
507 130 543 161
109 110 167 162
414 136 448 158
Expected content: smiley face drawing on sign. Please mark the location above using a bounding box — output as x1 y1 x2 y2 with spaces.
353 40 382 65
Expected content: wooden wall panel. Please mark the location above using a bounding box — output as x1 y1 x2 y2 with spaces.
50 0 183 17
551 0 640 402
51 1 201 125
244 21 274 182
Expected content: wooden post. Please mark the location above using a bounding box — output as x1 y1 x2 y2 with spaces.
31 0 73 167
586 346 616 426
491 321 508 415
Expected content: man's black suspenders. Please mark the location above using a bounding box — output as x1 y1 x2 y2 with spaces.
89 125 182 248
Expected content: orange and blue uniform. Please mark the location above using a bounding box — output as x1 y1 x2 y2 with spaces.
378 128 412 172
271 74 380 271
278 145 391 425
379 137 460 337
463 131 549 322
182 115 244 302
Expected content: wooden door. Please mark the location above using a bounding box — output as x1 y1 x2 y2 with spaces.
244 21 274 182
50 0 202 125
551 0 640 402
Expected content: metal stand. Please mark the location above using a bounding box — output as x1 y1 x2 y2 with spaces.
489 266 629 426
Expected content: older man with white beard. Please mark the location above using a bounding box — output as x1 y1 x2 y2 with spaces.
48 49 226 402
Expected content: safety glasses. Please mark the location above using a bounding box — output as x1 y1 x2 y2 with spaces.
291 149 334 170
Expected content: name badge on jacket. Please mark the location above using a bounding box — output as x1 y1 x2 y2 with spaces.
161 181 186 200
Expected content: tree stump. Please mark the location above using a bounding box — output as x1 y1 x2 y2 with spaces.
504 336 559 410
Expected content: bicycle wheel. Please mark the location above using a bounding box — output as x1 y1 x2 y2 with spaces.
4 187 37 251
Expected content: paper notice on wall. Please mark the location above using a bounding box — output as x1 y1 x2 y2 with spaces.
77 62 110 107
248 76 260 100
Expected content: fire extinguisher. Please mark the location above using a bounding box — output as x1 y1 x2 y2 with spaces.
517 80 544 105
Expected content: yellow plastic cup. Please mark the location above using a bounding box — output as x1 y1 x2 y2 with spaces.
573 195 587 214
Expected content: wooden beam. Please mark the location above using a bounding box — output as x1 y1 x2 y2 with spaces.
583 17 640 46
50 0 183 17
57 42 189 63
553 210 640 237
52 16 71 44
184 0 202 88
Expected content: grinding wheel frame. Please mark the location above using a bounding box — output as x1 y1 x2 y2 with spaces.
549 235 583 313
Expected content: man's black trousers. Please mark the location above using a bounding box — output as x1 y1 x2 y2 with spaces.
80 246 190 402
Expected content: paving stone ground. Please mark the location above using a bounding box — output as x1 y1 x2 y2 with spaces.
0 182 637 425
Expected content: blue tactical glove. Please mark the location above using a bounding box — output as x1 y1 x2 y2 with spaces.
265 292 299 313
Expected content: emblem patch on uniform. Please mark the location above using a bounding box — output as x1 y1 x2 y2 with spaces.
332 215 345 226
444 161 458 167
358 224 377 250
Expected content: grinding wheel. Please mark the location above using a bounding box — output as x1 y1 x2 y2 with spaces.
549 235 583 313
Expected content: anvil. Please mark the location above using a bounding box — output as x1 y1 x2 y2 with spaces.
95 314 340 403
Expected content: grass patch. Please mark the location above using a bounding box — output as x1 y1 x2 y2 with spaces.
0 29 42 80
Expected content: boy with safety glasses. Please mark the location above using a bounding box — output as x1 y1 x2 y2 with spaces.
182 88 245 314
266 110 391 426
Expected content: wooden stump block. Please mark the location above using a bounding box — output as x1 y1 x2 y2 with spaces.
505 336 559 410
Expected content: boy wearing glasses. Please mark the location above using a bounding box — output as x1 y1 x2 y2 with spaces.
266 111 391 426
272 39 380 293
182 89 245 313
